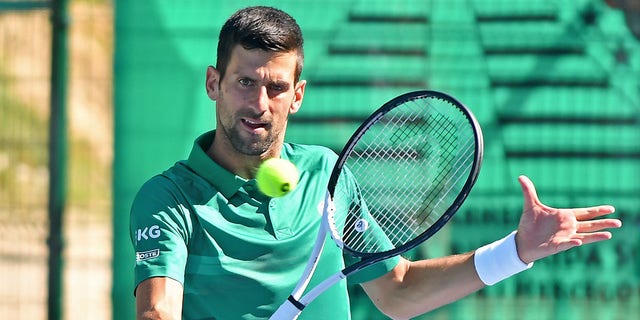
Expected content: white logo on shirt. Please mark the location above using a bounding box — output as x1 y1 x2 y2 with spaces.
136 225 161 242
136 249 160 262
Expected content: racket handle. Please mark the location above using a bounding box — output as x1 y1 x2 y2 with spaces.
270 296 304 320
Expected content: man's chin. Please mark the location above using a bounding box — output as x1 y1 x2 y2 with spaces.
233 139 271 156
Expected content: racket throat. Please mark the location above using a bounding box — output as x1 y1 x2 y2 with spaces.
287 295 307 311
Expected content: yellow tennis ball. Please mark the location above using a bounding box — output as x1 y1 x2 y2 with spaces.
255 158 299 198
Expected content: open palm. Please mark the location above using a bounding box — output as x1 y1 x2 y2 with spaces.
514 175 622 264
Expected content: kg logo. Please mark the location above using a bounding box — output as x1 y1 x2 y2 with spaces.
136 225 161 242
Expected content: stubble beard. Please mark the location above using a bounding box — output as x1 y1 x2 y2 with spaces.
222 117 282 156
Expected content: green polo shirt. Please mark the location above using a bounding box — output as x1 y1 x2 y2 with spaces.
130 130 398 319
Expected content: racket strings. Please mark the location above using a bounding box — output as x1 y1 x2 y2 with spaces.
333 98 477 254
354 134 474 251
340 102 432 249
397 139 475 241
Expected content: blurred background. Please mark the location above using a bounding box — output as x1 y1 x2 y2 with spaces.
1 0 639 319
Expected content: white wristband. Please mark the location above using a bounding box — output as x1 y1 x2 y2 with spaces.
474 231 533 286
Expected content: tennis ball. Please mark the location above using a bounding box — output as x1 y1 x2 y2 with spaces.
255 158 299 198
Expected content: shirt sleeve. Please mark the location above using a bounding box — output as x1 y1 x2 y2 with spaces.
129 175 192 292
334 167 401 284
345 255 400 284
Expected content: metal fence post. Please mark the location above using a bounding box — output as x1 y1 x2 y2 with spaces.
48 0 69 319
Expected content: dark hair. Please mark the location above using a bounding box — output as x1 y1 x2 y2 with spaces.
216 6 304 82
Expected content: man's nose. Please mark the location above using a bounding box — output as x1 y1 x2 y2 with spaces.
250 86 269 113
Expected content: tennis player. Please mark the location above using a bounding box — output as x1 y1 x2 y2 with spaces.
130 6 622 320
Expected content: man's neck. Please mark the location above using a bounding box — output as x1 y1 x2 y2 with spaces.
206 131 281 179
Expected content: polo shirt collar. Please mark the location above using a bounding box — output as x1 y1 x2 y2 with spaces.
186 130 247 198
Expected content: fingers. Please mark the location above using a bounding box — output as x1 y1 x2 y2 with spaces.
518 175 555 211
571 231 614 246
517 176 618 218
518 175 619 227
552 231 614 254
576 218 623 232
518 175 539 208
555 238 583 253
573 205 617 221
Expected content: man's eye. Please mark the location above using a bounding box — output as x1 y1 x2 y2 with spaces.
270 84 284 92
238 78 252 86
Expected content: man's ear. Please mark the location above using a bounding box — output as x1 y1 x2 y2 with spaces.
205 66 220 101
290 79 306 114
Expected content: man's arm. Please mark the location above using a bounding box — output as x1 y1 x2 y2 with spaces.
135 277 184 320
361 254 483 320
362 175 622 319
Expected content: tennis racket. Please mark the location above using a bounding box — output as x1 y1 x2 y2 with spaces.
271 90 484 319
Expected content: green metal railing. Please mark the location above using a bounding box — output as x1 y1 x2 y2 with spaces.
48 2 69 320
1 0 70 319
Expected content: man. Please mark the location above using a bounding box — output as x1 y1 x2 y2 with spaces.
130 6 622 320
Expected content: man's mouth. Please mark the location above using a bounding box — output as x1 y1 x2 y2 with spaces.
241 118 268 130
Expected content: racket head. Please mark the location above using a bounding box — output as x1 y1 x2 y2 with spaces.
325 90 483 258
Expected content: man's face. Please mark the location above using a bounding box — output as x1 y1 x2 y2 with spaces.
206 46 305 156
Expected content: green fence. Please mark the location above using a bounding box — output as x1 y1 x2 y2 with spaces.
1 1 112 319
108 0 640 319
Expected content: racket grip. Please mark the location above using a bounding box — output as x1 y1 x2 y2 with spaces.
270 296 304 320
